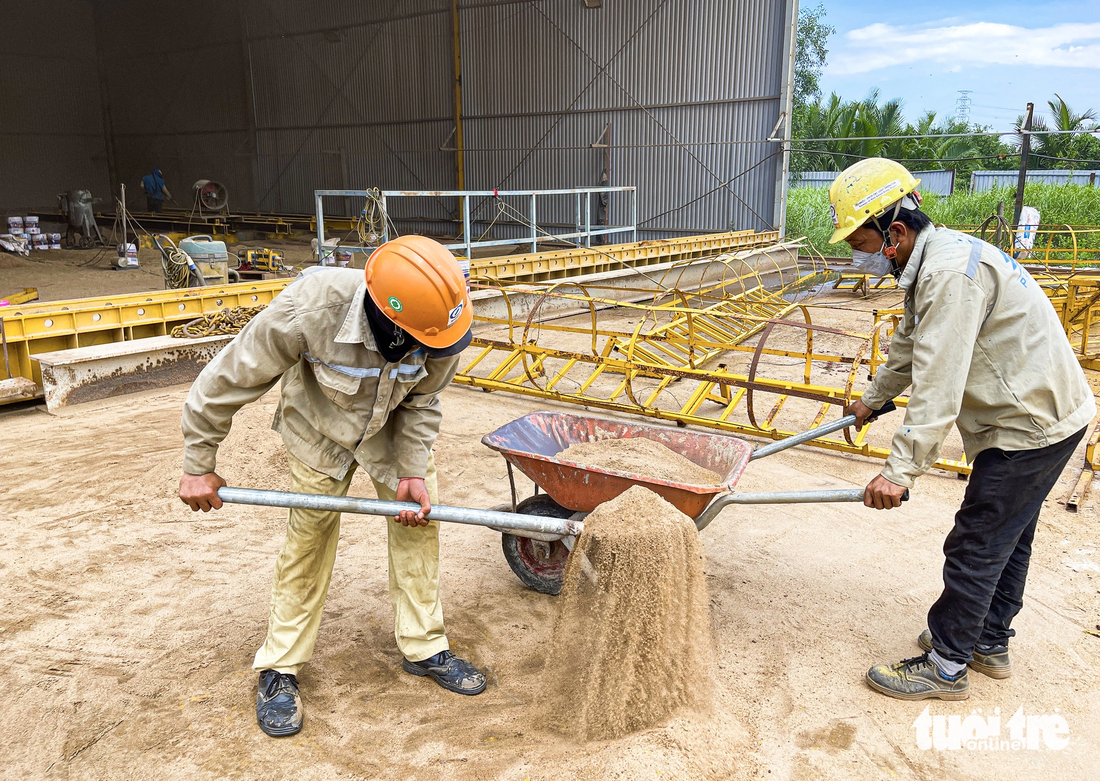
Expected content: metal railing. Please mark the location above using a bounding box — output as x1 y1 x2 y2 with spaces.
314 187 637 261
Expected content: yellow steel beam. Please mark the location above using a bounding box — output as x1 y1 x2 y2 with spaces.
1 279 292 402
470 230 781 283
1066 424 1100 512
1 288 38 306
453 340 969 476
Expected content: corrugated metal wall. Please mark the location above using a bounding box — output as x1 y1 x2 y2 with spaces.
94 1 257 213
4 0 793 237
237 0 793 236
970 169 1100 193
0 0 110 213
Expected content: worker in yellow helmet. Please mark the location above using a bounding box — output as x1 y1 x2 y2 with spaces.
830 158 1094 701
178 236 483 738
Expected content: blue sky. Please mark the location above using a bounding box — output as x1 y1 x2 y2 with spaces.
816 1 1100 129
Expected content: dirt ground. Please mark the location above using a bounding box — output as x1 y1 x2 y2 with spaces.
2 264 1099 779
0 239 316 304
0 234 539 305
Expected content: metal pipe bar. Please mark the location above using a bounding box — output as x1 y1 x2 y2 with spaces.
218 486 582 540
749 415 856 460
694 488 866 531
314 187 636 198
530 193 537 254
749 401 897 461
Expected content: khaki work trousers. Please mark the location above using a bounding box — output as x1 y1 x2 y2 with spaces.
252 451 448 675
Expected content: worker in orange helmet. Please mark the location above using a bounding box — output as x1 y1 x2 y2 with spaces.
178 236 482 738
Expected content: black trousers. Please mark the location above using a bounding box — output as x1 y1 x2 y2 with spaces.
146 196 164 213
928 427 1086 664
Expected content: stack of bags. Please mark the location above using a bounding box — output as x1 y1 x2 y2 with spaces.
1 216 61 255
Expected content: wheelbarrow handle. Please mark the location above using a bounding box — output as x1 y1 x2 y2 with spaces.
694 485 910 531
217 487 583 541
749 400 898 461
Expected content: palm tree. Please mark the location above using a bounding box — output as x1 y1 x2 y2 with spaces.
1017 95 1098 167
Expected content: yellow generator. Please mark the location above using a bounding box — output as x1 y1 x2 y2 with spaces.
237 248 287 273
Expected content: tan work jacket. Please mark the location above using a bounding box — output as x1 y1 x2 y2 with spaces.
862 227 1095 488
181 268 461 489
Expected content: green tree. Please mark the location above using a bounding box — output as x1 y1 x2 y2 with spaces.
790 4 836 173
1029 94 1100 169
793 3 834 109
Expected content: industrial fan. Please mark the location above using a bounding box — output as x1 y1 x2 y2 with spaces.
192 179 229 213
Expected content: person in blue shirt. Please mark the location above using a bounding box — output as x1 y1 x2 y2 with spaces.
141 168 172 212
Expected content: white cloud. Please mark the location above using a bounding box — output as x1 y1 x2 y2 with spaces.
829 21 1100 75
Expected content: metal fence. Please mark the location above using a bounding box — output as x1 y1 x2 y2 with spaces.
970 170 1100 193
789 170 956 196
315 186 637 262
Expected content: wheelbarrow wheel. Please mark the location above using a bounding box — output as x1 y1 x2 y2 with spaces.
502 494 572 595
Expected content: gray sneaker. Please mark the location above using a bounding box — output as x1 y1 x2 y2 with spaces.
866 653 970 700
918 629 1012 679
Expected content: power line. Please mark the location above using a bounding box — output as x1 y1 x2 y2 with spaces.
1029 153 1100 166
784 128 1100 143
789 149 1021 164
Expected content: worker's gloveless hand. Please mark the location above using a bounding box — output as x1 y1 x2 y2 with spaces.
864 474 908 510
179 472 228 512
844 398 875 430
395 477 431 527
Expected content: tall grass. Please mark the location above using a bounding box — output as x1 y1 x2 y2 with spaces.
786 184 1100 257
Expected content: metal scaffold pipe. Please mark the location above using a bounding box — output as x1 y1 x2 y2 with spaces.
218 487 582 541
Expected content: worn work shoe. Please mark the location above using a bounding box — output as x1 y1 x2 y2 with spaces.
918 629 1012 679
256 669 303 737
402 650 487 695
866 653 969 701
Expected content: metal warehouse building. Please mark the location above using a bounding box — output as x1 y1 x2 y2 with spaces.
2 0 798 238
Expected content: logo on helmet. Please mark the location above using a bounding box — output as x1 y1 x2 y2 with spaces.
447 302 464 327
829 203 839 228
388 296 403 312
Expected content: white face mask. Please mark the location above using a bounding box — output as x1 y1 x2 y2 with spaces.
851 239 893 277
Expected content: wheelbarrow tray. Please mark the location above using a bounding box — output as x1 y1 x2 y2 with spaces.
481 411 753 518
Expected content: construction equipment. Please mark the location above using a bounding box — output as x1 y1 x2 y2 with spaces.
481 406 901 593
219 406 902 596
155 234 207 289
192 180 229 213
57 189 105 248
236 248 289 274
155 234 236 289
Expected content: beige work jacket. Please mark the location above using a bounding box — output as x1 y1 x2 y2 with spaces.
862 227 1095 488
181 268 460 489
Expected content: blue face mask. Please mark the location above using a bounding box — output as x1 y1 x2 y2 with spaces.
851 239 893 277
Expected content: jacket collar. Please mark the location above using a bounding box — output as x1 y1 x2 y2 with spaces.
334 283 378 349
897 225 936 291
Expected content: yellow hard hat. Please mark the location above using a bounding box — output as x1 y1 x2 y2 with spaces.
827 158 921 244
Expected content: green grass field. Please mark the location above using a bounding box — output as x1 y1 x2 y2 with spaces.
785 184 1100 257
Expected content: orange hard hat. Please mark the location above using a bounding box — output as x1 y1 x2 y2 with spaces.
364 235 472 349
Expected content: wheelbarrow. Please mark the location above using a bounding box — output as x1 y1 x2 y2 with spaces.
478 405 900 594
217 403 899 597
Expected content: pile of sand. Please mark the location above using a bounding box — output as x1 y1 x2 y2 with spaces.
558 437 722 485
541 485 714 741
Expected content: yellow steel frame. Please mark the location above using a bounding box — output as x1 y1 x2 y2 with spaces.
953 225 1100 271
0 279 292 398
833 273 897 295
1 288 39 306
1066 425 1099 512
470 230 781 283
1040 273 1100 370
457 274 971 476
